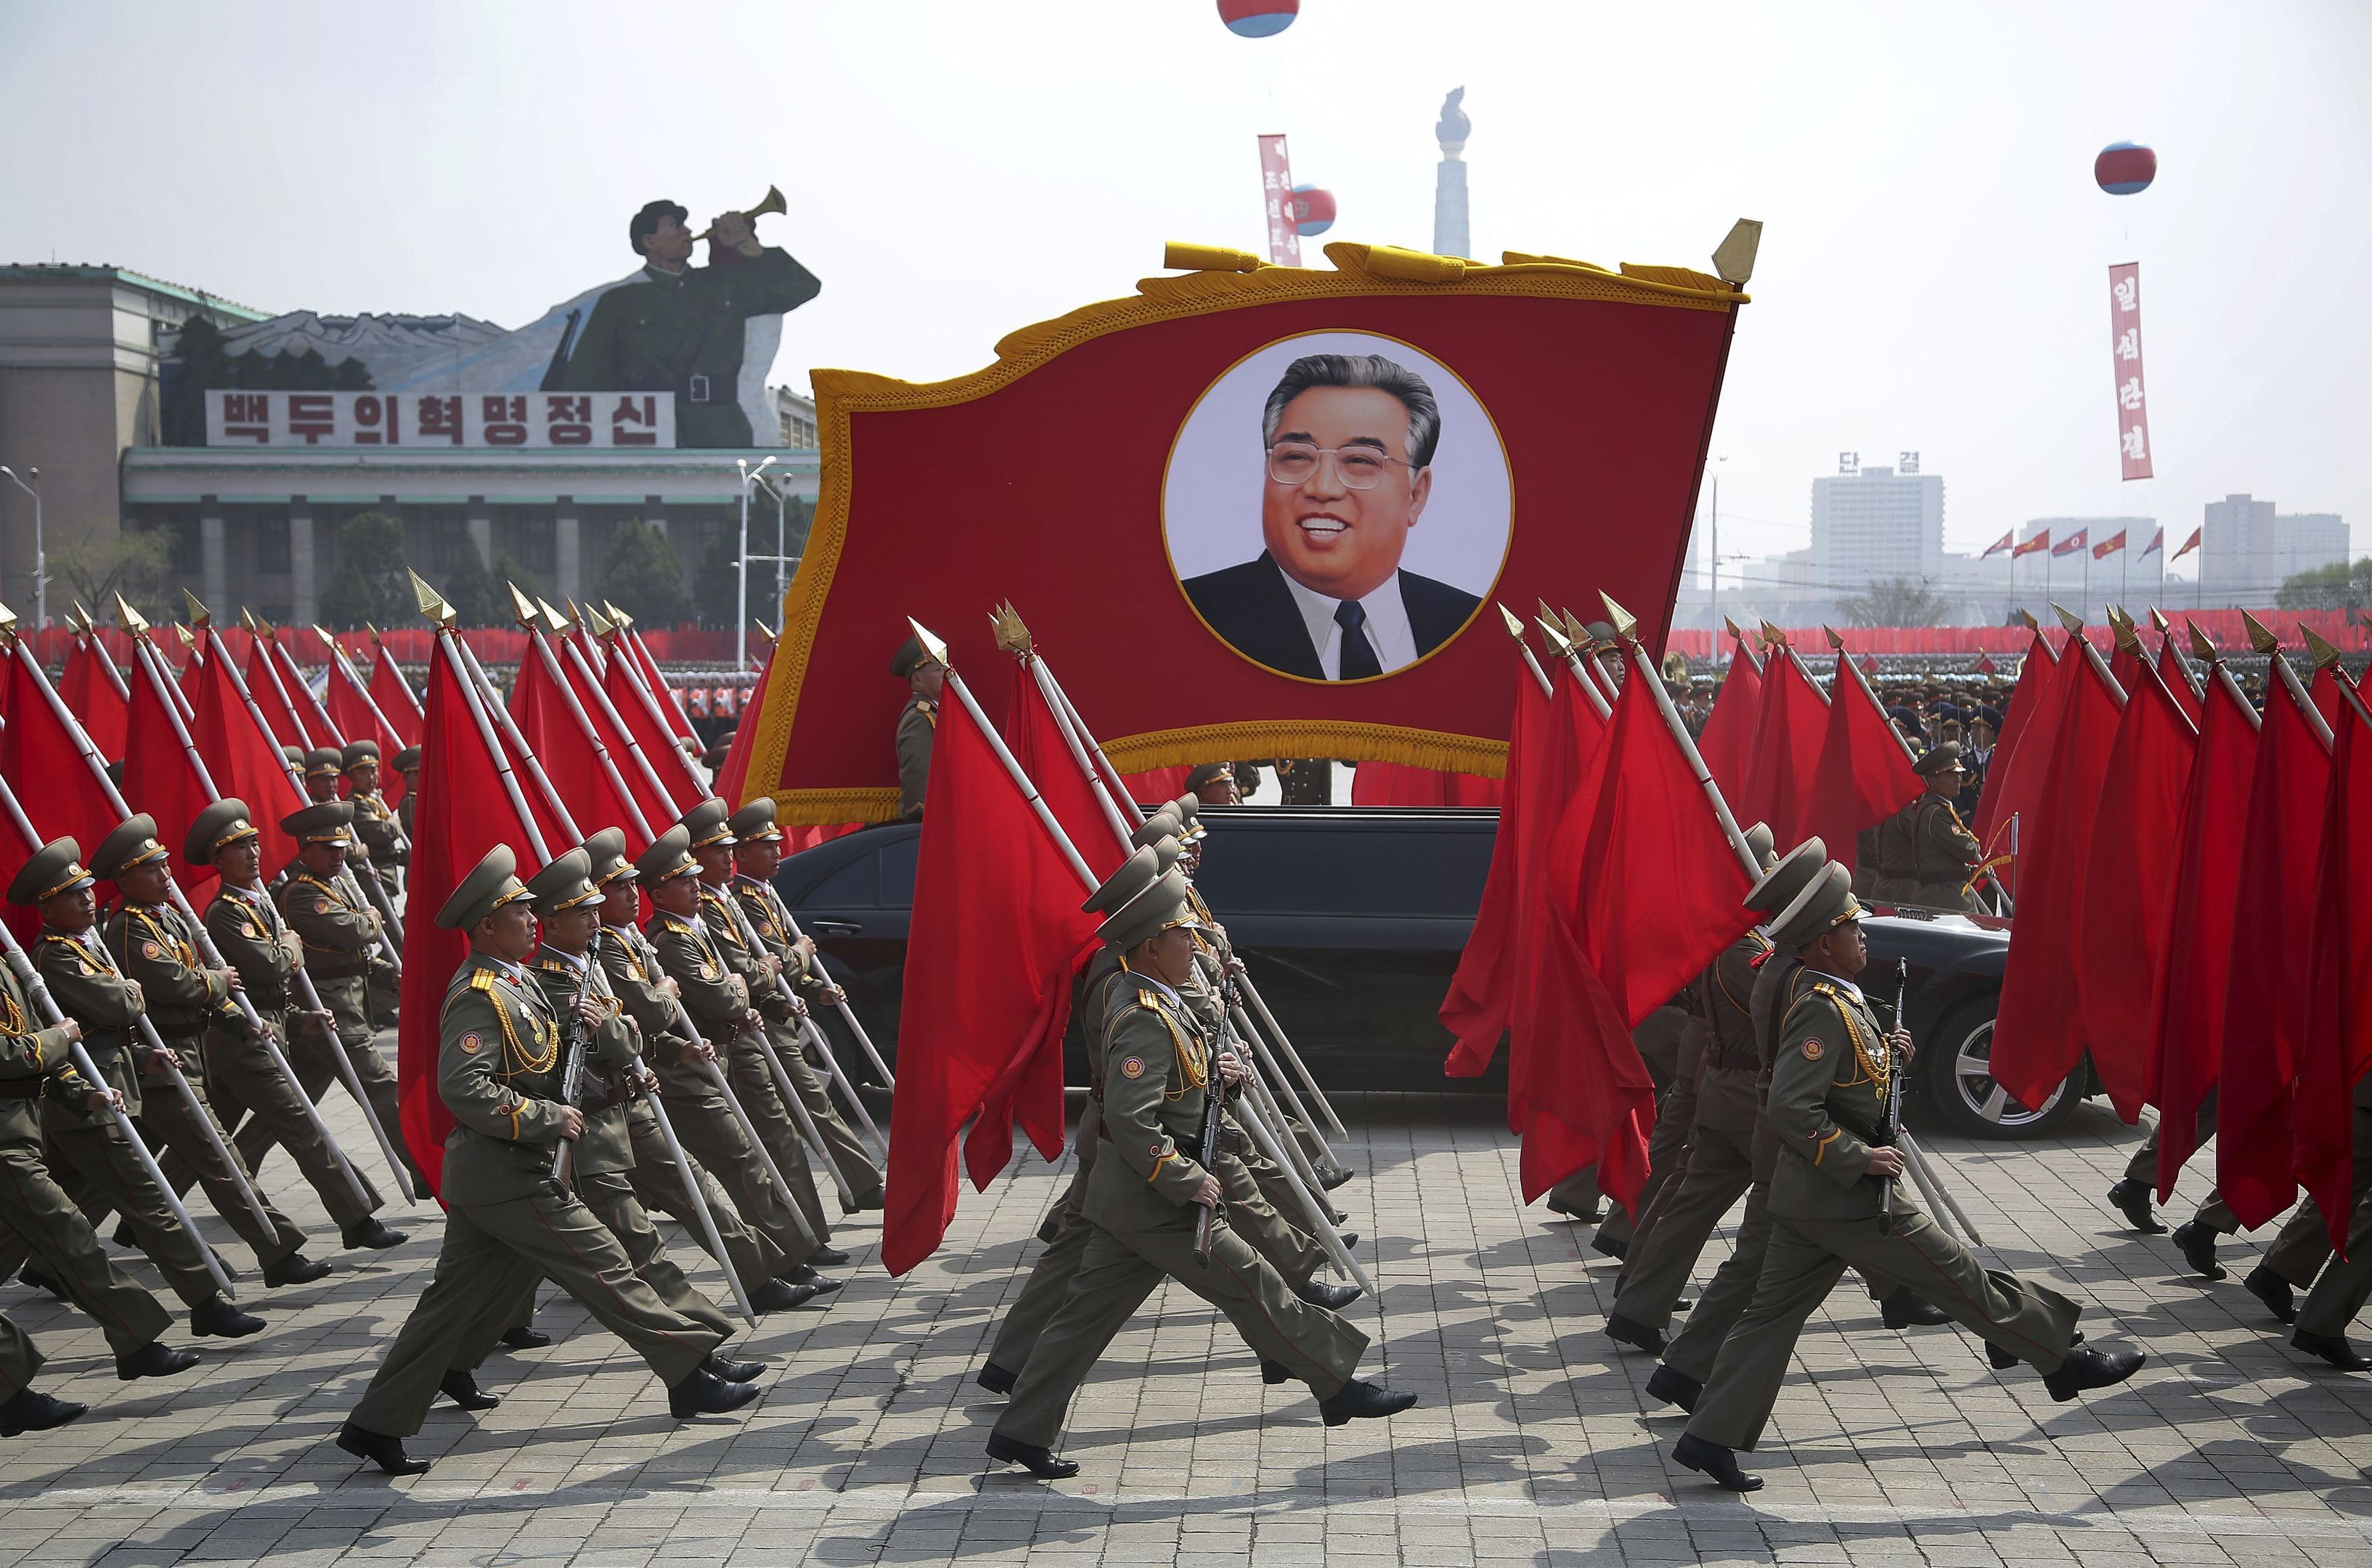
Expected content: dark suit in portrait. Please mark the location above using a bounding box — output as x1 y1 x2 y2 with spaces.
1181 552 1482 680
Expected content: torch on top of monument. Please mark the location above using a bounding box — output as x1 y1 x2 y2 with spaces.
1436 87 1470 154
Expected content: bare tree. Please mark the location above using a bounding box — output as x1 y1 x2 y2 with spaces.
1839 576 1947 628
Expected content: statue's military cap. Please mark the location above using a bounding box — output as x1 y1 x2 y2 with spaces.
635 824 700 886
186 798 259 863
524 846 599 913
436 844 531 931
283 801 356 846
726 797 782 843
1745 836 1827 918
90 814 170 881
8 838 93 906
1768 861 1862 952
585 827 635 887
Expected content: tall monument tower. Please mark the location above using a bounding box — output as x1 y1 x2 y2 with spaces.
1432 88 1471 258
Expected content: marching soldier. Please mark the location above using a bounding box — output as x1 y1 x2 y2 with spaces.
1673 861 2143 1493
721 797 885 1206
987 852 1413 1479
342 741 407 899
0 896 199 1405
393 746 422 841
583 829 838 1310
179 799 406 1251
2278 1065 2372 1370
891 633 942 820
1867 743 1984 912
638 826 843 1262
9 838 264 1341
89 814 329 1286
336 846 754 1478
280 801 420 1192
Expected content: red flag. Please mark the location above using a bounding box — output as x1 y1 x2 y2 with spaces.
397 643 550 1199
1803 653 1921 881
2214 673 2334 1228
2092 529 2127 560
2012 531 2051 559
1496 669 1608 1084
246 640 314 751
881 689 1099 1275
1989 645 2123 1107
623 626 698 743
369 640 423 746
2142 526 2165 558
2053 528 2089 557
1975 653 1997 677
1120 764 1193 806
190 639 306 883
1695 640 1764 801
1980 529 2016 559
714 656 773 809
603 653 706 817
2309 663 2347 729
119 646 218 901
511 643 651 849
2171 526 2202 563
2073 661 2198 1119
1737 647 1827 847
551 643 677 841
2148 669 2260 1200
1507 906 1650 1202
1348 762 1503 805
1440 663 1552 1077
2156 638 2202 723
1972 630 2063 871
0 647 121 866
60 636 127 760
2299 695 2372 1253
325 645 400 764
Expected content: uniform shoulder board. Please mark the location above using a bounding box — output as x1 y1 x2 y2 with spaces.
469 969 498 995
1809 979 1840 997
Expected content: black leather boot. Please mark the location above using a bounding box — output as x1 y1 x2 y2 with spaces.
985 1432 1080 1478
1318 1379 1418 1426
439 1371 501 1411
337 1421 430 1476
1674 1432 1763 1493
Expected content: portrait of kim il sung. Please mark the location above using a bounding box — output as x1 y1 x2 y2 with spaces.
1167 339 1508 682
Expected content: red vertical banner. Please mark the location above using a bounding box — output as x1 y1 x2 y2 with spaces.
2109 262 2153 481
1257 134 1301 266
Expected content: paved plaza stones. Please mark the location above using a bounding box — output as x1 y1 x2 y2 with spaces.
2 1064 2369 1567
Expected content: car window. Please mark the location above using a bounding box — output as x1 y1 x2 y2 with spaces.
877 835 920 907
796 851 878 907
1198 826 1489 917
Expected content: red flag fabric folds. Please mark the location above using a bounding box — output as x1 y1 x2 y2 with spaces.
1695 642 1764 802
398 643 550 1200
2155 640 2202 724
511 642 651 848
0 648 120 864
1803 653 1921 881
326 649 401 766
2215 674 2334 1229
2299 695 2372 1253
882 690 1099 1275
246 642 314 751
369 640 423 746
1989 645 2124 1108
190 639 306 884
714 656 773 809
60 637 126 760
1440 664 1552 1078
2073 661 2198 1119
120 648 217 900
1737 649 1827 849
1493 669 1607 1084
1972 632 2064 889
2148 669 2260 1201
603 652 707 817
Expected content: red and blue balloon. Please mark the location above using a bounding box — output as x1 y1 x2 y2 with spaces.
1289 185 1336 237
1218 0 1297 38
2094 141 2156 196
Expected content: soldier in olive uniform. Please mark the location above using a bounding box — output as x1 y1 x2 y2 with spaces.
2281 1067 2372 1369
1674 861 2144 1493
9 839 264 1340
0 890 199 1402
585 829 837 1310
342 741 407 901
280 802 420 1192
176 800 406 1251
639 826 841 1265
1867 743 1984 912
987 854 1413 1479
393 746 422 842
722 797 885 1204
336 846 754 1478
1184 762 1241 806
89 815 327 1286
892 633 942 820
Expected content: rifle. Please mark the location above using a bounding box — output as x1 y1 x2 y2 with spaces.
548 974 592 1188
1877 957 1910 1235
1189 1055 1230 1267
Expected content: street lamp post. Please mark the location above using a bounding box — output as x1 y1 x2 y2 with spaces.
0 465 41 632
1706 454 1727 638
734 455 778 673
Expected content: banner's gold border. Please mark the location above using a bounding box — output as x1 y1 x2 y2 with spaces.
753 241 1741 823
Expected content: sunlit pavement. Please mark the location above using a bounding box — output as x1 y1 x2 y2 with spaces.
7 1061 2371 1567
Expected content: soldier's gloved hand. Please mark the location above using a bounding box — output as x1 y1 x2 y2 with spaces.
1191 1174 1223 1209
1867 1147 1907 1179
1885 1028 1914 1062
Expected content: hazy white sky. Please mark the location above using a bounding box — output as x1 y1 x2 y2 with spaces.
7 1 2367 583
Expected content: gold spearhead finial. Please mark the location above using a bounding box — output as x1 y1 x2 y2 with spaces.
2241 609 2280 656
182 589 211 628
366 621 382 645
2051 603 2084 636
1560 608 1590 648
173 624 195 648
2302 624 2342 669
1535 599 1560 637
312 626 340 661
756 619 779 648
563 600 590 629
1599 592 1639 641
0 600 16 637
2188 621 2219 662
1824 625 1846 652
239 607 256 634
585 603 616 637
2018 608 2039 632
408 570 455 626
988 600 1032 656
536 597 571 637
69 600 95 634
1723 615 1745 640
1535 614 1575 658
1759 618 1787 646
2110 613 2143 653
2150 606 2171 634
1496 603 1525 640
908 618 949 670
603 600 633 631
114 592 150 637
506 582 538 627
256 613 277 638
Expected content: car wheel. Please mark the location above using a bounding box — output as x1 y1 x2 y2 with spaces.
1915 998 2080 1140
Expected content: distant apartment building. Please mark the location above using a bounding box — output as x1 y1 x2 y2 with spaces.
2197 494 2349 607
1809 453 1943 595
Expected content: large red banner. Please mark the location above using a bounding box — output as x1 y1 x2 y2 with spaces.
2109 262 2154 481
743 242 1745 822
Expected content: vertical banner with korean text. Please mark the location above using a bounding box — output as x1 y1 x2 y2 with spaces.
2109 262 2153 481
1258 134 1301 266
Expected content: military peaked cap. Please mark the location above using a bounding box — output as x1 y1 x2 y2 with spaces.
524 846 600 913
436 844 531 930
185 798 259 863
283 801 356 846
90 814 170 882
8 838 92 906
